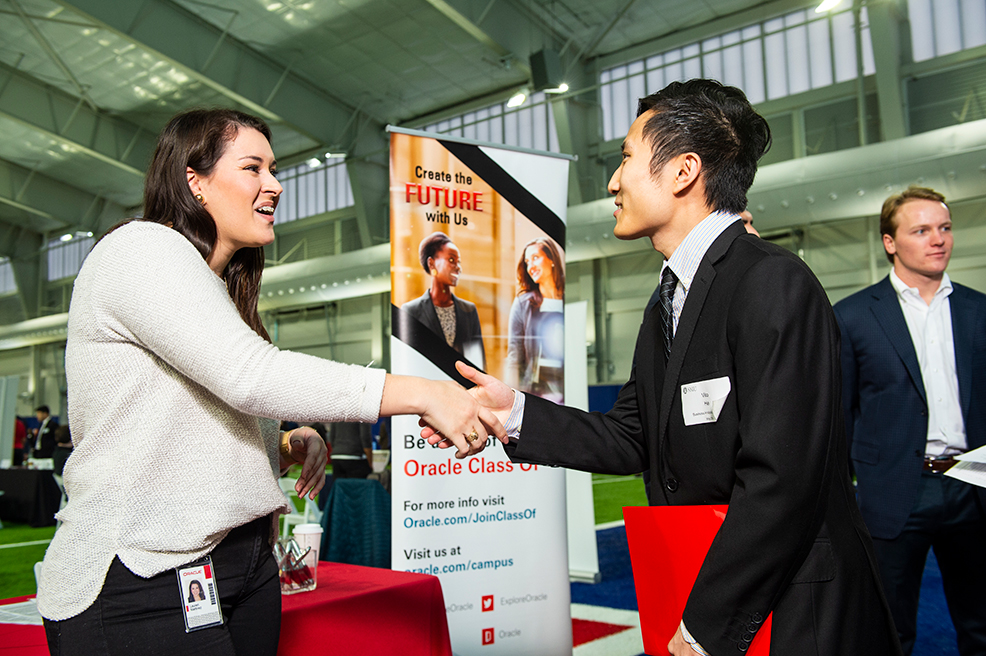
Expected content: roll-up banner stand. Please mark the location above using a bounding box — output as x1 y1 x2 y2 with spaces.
388 126 574 655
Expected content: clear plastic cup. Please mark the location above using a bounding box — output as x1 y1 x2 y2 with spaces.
292 524 323 590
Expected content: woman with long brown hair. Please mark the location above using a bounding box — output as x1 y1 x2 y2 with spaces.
38 108 500 655
506 237 565 402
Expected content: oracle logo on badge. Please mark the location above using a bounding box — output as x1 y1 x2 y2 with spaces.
482 628 494 645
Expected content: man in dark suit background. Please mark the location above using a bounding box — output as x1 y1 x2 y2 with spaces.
834 187 986 655
31 404 59 459
432 79 900 655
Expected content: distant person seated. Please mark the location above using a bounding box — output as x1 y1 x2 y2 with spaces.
53 425 74 477
376 420 390 450
32 405 59 459
328 422 372 479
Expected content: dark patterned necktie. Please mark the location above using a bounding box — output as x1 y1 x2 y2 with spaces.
658 266 677 364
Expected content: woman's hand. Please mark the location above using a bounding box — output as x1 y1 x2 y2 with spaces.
282 426 328 500
381 374 505 459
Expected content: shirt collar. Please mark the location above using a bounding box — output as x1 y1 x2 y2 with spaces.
889 269 953 304
663 210 741 291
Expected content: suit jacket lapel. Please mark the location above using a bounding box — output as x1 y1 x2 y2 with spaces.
949 286 974 417
870 278 926 404
419 292 444 336
657 223 742 446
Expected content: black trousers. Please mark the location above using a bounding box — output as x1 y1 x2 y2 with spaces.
871 472 986 656
44 515 280 656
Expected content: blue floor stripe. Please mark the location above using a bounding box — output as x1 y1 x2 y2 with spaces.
571 525 960 655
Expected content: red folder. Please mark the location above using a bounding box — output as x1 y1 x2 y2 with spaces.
623 505 772 655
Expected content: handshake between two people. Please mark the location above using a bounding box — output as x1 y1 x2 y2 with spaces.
416 361 517 459
287 361 516 501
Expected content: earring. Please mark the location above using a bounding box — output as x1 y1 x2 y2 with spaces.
195 193 205 204
430 269 438 276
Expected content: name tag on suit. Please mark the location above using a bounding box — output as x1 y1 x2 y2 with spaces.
681 376 731 426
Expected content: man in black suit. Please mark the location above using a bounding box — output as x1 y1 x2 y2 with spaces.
432 79 900 655
32 404 59 459
834 187 986 655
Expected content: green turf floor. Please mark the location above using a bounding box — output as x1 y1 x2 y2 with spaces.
591 473 648 524
0 523 56 599
0 473 646 600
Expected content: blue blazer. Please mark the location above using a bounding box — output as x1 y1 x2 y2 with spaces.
834 276 986 539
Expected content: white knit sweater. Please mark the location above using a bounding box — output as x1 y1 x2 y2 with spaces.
38 222 387 620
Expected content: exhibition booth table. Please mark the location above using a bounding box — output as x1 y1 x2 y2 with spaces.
0 562 452 656
0 469 60 527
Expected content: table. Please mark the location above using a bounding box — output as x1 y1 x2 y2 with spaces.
0 595 44 656
0 563 452 656
0 469 61 527
278 562 452 655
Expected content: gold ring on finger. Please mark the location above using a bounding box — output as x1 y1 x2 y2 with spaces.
465 429 480 443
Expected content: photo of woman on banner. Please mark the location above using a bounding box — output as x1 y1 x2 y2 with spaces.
403 231 486 369
507 237 564 403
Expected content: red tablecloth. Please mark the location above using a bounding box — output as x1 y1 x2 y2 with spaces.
0 595 44 655
278 562 451 656
0 563 451 656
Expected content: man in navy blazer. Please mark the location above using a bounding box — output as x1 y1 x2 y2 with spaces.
834 186 986 655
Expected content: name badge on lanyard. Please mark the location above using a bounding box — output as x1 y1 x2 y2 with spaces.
176 556 223 632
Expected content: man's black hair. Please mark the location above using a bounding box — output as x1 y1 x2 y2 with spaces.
637 79 771 214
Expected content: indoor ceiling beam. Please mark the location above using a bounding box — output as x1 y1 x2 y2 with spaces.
422 0 531 77
0 62 150 180
10 0 98 112
8 229 43 320
56 0 378 148
865 0 908 141
0 157 127 235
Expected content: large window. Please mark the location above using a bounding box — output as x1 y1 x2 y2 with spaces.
422 91 560 153
276 159 353 225
599 7 875 142
908 0 986 61
47 235 95 281
0 258 15 295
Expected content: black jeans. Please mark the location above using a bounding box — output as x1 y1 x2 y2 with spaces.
44 515 280 656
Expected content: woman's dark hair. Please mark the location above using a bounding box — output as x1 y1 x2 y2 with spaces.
636 79 771 215
187 580 204 602
142 108 274 341
418 231 453 273
516 238 564 310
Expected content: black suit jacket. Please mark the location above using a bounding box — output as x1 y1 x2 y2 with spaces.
834 276 986 539
507 223 900 655
403 291 486 370
33 417 59 459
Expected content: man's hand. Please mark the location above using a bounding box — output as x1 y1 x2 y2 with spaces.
285 426 328 500
420 361 515 447
457 361 514 423
669 623 709 656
